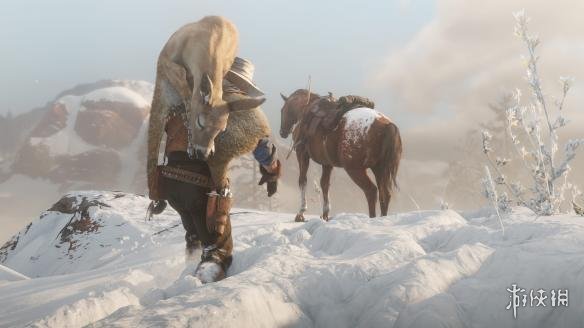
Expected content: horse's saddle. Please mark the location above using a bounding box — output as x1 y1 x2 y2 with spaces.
303 94 375 137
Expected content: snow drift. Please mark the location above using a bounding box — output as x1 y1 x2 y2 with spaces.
0 264 29 284
1 191 583 327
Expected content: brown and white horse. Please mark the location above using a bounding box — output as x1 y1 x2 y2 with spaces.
280 89 402 221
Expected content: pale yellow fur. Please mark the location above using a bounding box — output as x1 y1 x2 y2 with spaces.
147 16 238 190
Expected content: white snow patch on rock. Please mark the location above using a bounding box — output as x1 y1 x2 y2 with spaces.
82 86 150 108
29 95 90 157
28 83 151 158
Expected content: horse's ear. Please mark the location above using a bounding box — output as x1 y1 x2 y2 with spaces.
229 97 266 112
200 73 213 104
280 93 288 102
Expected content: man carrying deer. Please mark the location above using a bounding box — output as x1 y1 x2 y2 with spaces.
147 16 281 283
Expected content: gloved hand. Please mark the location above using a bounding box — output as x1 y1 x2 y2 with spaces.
259 160 282 197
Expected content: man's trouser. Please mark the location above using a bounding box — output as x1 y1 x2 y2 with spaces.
164 151 233 271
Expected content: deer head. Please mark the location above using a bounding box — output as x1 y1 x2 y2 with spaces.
188 74 266 160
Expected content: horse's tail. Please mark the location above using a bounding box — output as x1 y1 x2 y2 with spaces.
380 122 402 191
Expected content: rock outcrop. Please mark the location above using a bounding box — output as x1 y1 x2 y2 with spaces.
9 80 153 193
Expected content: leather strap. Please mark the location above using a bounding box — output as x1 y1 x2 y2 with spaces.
159 165 215 188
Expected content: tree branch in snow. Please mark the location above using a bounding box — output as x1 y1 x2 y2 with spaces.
480 11 583 215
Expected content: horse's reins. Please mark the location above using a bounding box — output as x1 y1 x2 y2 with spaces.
286 139 298 160
285 77 313 160
285 92 319 160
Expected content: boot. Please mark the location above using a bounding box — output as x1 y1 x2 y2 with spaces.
194 260 226 283
194 245 227 283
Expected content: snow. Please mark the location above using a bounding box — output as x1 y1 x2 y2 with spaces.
111 80 154 102
82 86 150 109
1 192 584 327
1 191 180 277
0 264 29 283
344 107 381 126
23 81 152 194
29 84 151 158
29 95 89 157
195 261 223 283
342 107 384 143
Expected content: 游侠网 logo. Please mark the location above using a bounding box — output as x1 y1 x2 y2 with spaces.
506 284 568 319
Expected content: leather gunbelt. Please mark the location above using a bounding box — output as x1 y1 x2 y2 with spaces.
159 165 215 189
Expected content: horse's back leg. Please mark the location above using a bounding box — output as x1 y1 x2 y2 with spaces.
373 166 390 216
295 151 310 222
320 165 333 221
345 168 377 218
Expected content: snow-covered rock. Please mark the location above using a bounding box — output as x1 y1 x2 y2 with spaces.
1 192 584 327
0 191 179 277
10 80 152 192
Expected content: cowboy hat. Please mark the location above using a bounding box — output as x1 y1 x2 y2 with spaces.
225 57 264 97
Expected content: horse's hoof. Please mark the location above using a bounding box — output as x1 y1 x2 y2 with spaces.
321 214 329 222
295 214 305 222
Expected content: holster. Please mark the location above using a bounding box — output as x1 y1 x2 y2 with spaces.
206 193 233 235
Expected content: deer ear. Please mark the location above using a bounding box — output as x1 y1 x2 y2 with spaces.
200 73 213 104
280 93 288 101
228 97 266 112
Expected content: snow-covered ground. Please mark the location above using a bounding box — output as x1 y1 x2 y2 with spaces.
0 264 29 284
0 191 583 327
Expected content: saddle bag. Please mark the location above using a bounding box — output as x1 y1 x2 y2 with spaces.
308 118 322 137
338 95 375 111
302 94 376 137
323 111 343 130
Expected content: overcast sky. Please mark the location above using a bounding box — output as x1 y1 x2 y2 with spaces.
0 0 434 130
2 0 582 172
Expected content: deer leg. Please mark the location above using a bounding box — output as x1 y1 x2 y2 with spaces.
296 151 310 222
346 168 378 218
320 165 333 221
209 163 230 191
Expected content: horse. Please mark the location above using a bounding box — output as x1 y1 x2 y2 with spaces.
279 89 402 221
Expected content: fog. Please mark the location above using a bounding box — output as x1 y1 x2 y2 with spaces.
375 0 584 210
1 0 584 243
